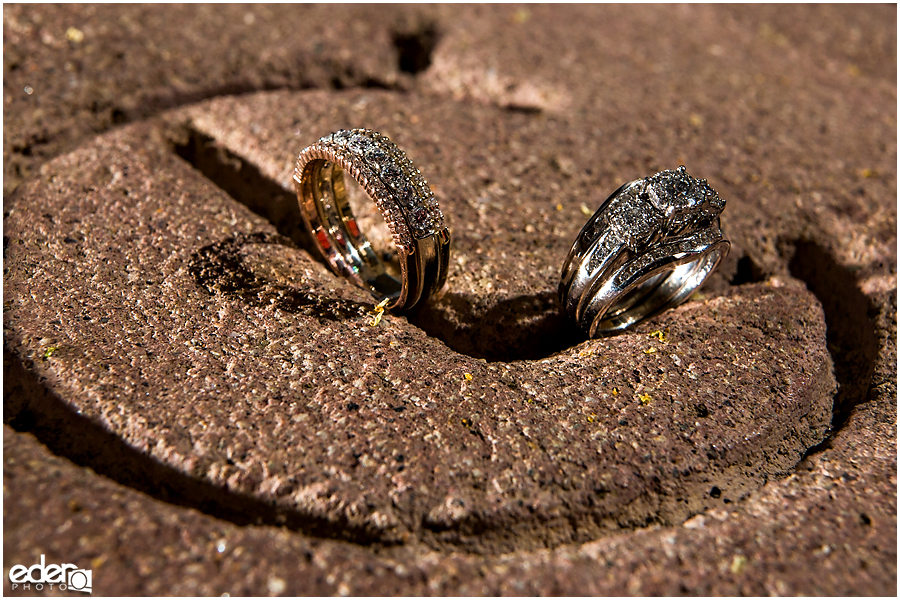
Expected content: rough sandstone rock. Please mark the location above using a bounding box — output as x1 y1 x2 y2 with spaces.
3 3 436 196
4 3 896 596
4 413 894 595
4 100 835 554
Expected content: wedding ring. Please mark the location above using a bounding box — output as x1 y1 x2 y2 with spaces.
293 129 450 311
559 166 730 337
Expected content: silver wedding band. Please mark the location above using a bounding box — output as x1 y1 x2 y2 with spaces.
560 166 730 337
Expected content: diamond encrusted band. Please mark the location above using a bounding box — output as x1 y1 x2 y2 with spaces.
559 166 730 337
294 129 450 310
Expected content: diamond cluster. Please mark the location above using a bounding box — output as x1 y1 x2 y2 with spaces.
643 166 725 235
313 129 445 249
605 166 724 251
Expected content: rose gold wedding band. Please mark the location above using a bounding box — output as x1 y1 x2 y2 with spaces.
293 129 450 311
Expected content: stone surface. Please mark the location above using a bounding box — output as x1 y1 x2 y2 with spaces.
4 415 895 596
3 3 435 196
4 3 896 596
3 107 835 554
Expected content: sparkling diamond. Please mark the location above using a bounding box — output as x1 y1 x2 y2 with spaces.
333 130 351 146
348 135 373 155
394 182 418 207
382 164 403 185
365 146 387 165
410 206 431 232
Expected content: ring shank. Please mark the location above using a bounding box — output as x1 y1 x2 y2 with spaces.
588 242 728 336
299 158 402 300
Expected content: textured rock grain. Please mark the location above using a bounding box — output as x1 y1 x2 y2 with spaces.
4 3 896 596
5 421 894 595
3 3 433 196
4 106 834 552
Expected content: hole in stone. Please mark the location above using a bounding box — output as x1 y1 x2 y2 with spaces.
505 104 543 115
110 107 128 124
406 291 584 362
730 254 764 285
392 23 439 74
788 240 880 451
